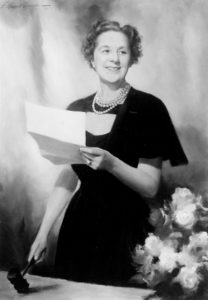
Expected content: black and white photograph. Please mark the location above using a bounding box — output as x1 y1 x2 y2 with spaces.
0 0 208 299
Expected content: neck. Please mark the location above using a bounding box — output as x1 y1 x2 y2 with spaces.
93 82 130 114
98 81 127 103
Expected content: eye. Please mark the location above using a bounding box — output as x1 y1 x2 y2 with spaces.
102 49 110 54
98 47 110 54
118 50 128 55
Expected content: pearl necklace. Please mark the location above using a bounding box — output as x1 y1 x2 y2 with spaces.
92 83 131 115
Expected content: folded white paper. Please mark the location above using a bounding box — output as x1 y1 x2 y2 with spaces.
25 102 86 164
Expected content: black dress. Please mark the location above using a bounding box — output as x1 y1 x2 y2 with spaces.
55 87 188 286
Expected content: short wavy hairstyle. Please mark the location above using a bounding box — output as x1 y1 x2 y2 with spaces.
82 19 143 68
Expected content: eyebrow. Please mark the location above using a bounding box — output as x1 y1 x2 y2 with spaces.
98 45 128 49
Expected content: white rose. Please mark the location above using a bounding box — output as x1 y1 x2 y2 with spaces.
189 232 208 248
188 232 208 258
158 246 178 272
144 234 163 257
174 204 196 229
177 246 197 267
172 188 195 210
174 266 201 292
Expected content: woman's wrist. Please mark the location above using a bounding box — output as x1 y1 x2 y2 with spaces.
105 153 119 173
38 225 50 239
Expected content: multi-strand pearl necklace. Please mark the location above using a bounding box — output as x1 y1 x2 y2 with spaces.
92 83 131 115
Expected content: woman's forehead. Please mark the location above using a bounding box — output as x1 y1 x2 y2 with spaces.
96 31 129 48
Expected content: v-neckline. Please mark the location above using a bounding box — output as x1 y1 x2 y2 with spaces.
105 87 135 150
84 87 135 150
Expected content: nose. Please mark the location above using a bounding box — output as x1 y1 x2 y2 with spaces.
109 51 120 63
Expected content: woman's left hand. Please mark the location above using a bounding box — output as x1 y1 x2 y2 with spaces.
80 147 115 171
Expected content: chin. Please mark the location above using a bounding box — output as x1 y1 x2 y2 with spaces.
102 77 124 86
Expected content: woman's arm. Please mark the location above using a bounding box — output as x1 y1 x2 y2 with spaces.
28 166 78 262
110 156 162 198
80 147 162 199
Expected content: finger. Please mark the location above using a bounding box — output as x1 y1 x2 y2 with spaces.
80 155 92 166
80 147 92 154
80 147 102 156
28 251 33 263
36 248 46 262
81 153 94 161
34 247 46 262
28 245 38 262
28 243 43 263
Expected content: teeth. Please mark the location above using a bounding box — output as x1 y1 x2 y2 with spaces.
107 67 120 71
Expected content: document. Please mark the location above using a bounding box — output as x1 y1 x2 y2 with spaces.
25 102 86 164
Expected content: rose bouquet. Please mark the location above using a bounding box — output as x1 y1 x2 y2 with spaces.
133 188 208 300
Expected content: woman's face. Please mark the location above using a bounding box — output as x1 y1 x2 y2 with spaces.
92 31 131 87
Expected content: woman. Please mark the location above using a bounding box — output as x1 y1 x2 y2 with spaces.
28 20 188 286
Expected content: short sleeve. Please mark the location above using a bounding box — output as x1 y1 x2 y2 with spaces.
66 99 85 111
66 94 94 112
139 98 188 166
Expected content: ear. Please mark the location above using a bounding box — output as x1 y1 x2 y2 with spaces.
91 60 95 69
128 57 133 68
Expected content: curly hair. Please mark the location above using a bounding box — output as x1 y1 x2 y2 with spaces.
82 19 143 68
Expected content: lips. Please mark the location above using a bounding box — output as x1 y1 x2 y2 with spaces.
106 66 121 72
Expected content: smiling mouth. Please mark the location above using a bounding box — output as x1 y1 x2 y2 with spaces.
106 66 121 72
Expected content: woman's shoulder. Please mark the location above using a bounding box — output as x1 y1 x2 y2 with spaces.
66 93 95 112
130 87 166 109
129 87 169 116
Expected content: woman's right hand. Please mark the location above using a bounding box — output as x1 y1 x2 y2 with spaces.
28 233 47 263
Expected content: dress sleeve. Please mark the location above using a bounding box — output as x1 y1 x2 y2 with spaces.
139 99 188 166
66 94 94 112
66 99 84 111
